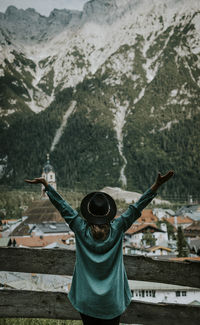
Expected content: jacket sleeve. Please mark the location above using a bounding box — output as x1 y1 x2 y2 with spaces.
114 188 157 232
45 185 84 232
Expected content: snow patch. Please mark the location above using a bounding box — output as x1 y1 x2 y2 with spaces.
0 108 15 116
133 88 145 105
149 128 155 134
50 101 77 152
0 69 4 77
8 99 17 105
143 22 176 83
111 97 129 187
170 89 178 97
103 50 135 86
28 89 54 113
159 119 179 132
0 156 8 179
150 106 155 114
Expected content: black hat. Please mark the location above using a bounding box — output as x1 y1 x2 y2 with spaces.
80 191 117 225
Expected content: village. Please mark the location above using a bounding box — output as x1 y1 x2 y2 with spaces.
0 156 200 306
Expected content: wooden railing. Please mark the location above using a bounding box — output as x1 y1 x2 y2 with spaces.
0 248 200 324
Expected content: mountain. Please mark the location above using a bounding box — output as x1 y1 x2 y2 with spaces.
0 0 200 199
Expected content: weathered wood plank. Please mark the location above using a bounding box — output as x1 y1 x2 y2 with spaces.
124 254 200 288
0 248 200 288
0 290 199 325
0 247 75 276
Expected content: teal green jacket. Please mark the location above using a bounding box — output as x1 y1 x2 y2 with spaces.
46 185 156 319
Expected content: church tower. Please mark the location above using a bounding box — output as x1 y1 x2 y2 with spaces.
41 154 57 197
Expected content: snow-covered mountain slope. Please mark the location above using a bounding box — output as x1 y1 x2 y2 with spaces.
0 0 200 113
0 0 200 197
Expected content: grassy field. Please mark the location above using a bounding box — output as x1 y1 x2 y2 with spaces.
0 319 82 325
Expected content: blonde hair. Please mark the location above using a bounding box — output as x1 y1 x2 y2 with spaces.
90 223 110 241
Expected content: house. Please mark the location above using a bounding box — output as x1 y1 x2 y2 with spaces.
184 221 200 241
11 234 75 249
175 204 200 221
1 218 26 237
30 222 71 236
129 280 200 305
188 237 200 256
123 243 173 257
1 219 19 227
136 209 158 224
125 223 168 247
123 243 148 256
0 237 12 247
146 245 173 256
164 215 193 230
153 208 175 220
125 209 168 247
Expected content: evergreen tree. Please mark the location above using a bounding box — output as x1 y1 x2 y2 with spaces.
176 226 189 257
141 229 156 247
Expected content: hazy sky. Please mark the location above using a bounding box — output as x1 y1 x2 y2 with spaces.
0 0 88 16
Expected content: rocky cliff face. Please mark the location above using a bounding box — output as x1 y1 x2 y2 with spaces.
0 0 200 198
0 5 82 44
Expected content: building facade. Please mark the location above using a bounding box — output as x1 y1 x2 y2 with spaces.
41 154 56 197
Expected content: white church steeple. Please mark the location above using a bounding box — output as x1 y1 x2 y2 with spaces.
41 154 57 197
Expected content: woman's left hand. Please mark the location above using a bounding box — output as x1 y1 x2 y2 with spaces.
25 177 48 187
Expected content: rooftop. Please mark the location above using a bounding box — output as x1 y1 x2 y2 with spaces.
11 234 74 248
36 222 70 233
136 209 158 224
129 280 200 291
10 199 64 236
147 246 172 252
126 223 163 235
165 216 193 226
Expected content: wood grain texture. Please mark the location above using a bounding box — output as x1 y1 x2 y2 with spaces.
0 248 199 288
0 290 199 325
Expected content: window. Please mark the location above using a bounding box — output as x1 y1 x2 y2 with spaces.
182 291 187 296
136 291 138 297
152 290 156 297
146 290 148 296
131 290 134 297
176 291 180 297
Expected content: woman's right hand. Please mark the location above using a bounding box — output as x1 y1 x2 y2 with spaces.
25 177 48 188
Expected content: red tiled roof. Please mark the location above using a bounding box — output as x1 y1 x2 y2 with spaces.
147 246 172 252
184 221 200 231
126 223 161 235
11 234 74 248
124 209 160 235
136 209 158 224
166 216 193 226
2 219 18 224
170 257 200 262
